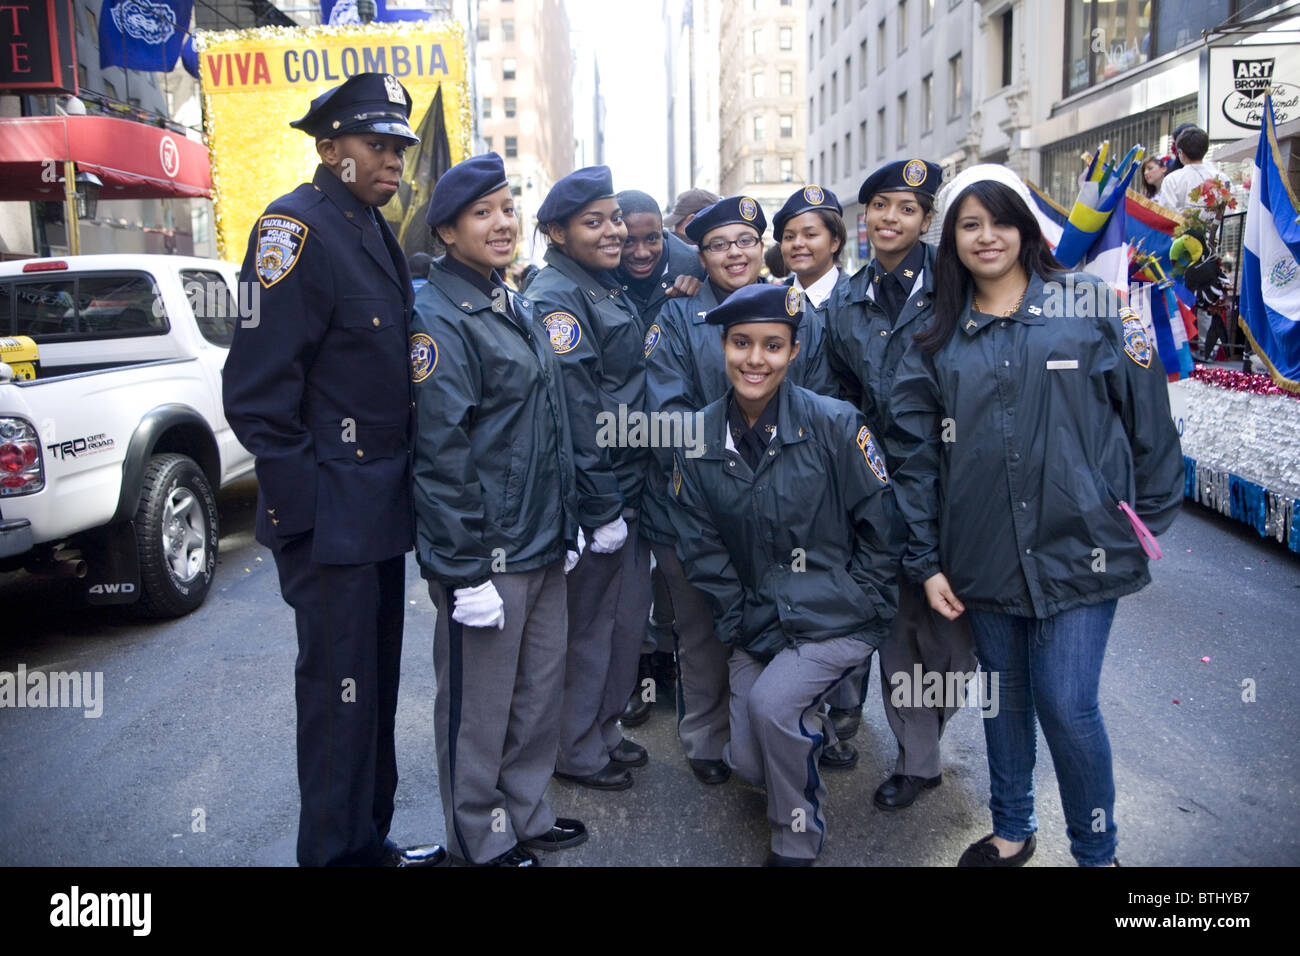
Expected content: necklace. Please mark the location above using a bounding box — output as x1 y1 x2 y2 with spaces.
974 282 1028 317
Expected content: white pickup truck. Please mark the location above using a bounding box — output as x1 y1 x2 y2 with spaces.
0 254 256 616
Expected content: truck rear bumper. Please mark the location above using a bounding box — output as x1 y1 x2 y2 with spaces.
0 518 34 559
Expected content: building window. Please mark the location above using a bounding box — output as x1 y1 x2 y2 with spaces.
779 26 792 50
780 0 792 5
1000 9 1013 88
859 120 868 165
482 96 492 119
477 18 489 41
897 92 908 146
78 64 88 89
898 0 909 52
505 136 518 158
809 96 816 131
1063 0 1217 95
949 52 962 117
921 73 933 133
809 159 816 182
754 158 765 182
502 18 515 42
780 113 793 137
504 97 516 118
831 72 838 112
484 136 493 152
877 19 886 72
809 31 815 62
84 6 97 34
503 58 516 81
820 150 826 183
752 28 763 54
104 80 118 100
752 72 766 97
844 57 851 102
819 84 825 123
753 115 766 140
844 133 851 176
781 157 794 182
819 17 826 55
832 142 839 181
844 0 852 28
859 40 867 87
922 0 933 31
780 70 793 95
877 106 886 157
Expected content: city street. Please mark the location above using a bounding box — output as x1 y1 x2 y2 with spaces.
1 475 1296 868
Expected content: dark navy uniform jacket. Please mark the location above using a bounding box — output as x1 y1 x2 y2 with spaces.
888 270 1184 618
410 256 579 589
667 380 904 662
616 230 708 332
223 165 414 565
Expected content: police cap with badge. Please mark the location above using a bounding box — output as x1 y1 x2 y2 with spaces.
289 72 420 144
858 158 942 204
536 165 615 225
706 283 803 333
772 185 843 238
685 195 768 245
427 152 510 227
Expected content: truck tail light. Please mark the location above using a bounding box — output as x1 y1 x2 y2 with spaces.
0 418 43 496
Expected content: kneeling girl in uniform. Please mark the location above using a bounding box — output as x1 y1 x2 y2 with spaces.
668 283 905 865
411 153 586 866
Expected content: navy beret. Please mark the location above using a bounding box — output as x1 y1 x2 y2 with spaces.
772 184 843 239
857 158 942 204
427 153 510 227
685 195 767 244
536 165 615 224
289 72 419 143
705 283 803 331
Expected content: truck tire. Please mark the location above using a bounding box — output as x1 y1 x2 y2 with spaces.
133 453 219 618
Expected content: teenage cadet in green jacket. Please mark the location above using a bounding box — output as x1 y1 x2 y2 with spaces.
524 167 654 792
411 153 586 866
668 283 905 865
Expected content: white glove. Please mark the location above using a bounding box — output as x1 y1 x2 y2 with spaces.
564 550 580 574
451 580 505 630
590 516 628 554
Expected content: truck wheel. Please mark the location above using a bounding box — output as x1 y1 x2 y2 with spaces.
133 453 220 618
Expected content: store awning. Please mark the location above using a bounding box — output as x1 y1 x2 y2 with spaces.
0 115 212 202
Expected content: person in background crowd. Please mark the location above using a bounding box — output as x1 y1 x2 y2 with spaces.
669 283 904 865
526 167 655 792
412 152 586 867
222 73 445 868
890 166 1183 867
408 251 432 292
824 158 978 812
1154 126 1224 214
665 187 722 246
1139 157 1166 200
763 243 788 280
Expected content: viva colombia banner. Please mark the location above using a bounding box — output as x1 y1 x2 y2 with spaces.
194 21 470 261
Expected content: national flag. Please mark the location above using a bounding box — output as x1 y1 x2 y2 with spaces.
320 0 432 24
1240 93 1300 392
1082 190 1129 297
1026 181 1065 252
382 84 453 258
99 0 193 73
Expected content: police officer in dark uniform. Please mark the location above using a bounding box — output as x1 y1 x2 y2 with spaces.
222 73 445 867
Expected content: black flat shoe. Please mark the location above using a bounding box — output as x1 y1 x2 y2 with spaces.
554 761 634 791
828 706 861 741
818 740 858 770
609 738 648 767
873 772 942 810
689 758 731 785
522 817 587 851
765 851 814 867
620 689 652 727
957 832 1036 867
381 841 448 867
479 844 539 867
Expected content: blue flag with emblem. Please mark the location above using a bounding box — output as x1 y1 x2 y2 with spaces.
1241 93 1300 393
320 0 432 23
98 0 193 72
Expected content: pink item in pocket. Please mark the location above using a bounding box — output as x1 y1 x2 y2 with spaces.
1117 501 1162 560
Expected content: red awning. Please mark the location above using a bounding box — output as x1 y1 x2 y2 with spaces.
0 115 212 202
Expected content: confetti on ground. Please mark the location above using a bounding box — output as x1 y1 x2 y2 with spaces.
1200 656 1211 663
244 568 250 573
1173 699 1180 704
256 556 262 562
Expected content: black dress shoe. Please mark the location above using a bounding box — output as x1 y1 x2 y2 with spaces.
765 851 814 867
382 842 448 867
818 740 858 770
620 690 652 727
609 738 648 767
554 761 634 791
689 758 731 785
957 832 1036 867
828 706 861 741
522 817 587 851
480 844 539 867
873 772 942 810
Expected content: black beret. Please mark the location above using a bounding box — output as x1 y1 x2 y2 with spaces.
289 72 418 143
536 165 615 224
705 283 803 331
772 184 843 238
857 158 942 204
685 195 767 244
427 153 510 227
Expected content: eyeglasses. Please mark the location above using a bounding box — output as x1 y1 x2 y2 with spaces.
702 234 761 254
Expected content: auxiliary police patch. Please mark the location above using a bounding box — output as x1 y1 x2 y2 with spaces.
672 454 682 496
1119 308 1152 368
542 311 582 355
255 215 308 288
902 159 929 187
739 197 758 221
410 332 437 383
802 184 825 205
643 323 662 358
856 425 888 483
785 287 802 316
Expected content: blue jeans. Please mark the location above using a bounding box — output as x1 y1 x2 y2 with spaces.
966 600 1118 867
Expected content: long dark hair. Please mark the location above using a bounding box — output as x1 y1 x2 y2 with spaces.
915 180 1065 354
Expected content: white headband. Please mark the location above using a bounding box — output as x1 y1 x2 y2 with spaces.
934 163 1036 224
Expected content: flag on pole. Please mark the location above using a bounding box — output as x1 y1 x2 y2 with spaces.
320 0 432 23
99 0 194 72
1240 92 1300 392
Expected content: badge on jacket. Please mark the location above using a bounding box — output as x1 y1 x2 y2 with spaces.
644 323 661 358
856 425 888 483
410 332 437 382
255 215 308 288
1119 308 1152 368
543 311 582 355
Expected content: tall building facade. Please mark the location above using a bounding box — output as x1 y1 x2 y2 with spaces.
717 0 807 222
668 0 723 202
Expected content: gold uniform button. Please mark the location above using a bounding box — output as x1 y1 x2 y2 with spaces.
372 317 381 327
356 449 364 458
271 518 279 526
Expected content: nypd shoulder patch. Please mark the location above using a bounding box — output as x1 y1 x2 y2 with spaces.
410 332 437 383
856 425 888 483
644 323 662 358
256 215 309 288
542 311 582 355
1119 308 1152 369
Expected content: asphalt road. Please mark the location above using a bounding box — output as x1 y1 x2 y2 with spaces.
1 476 1297 867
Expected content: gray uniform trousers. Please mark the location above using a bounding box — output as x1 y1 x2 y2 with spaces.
725 634 871 860
827 656 873 711
557 510 653 775
876 581 977 778
431 561 567 864
651 543 730 761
